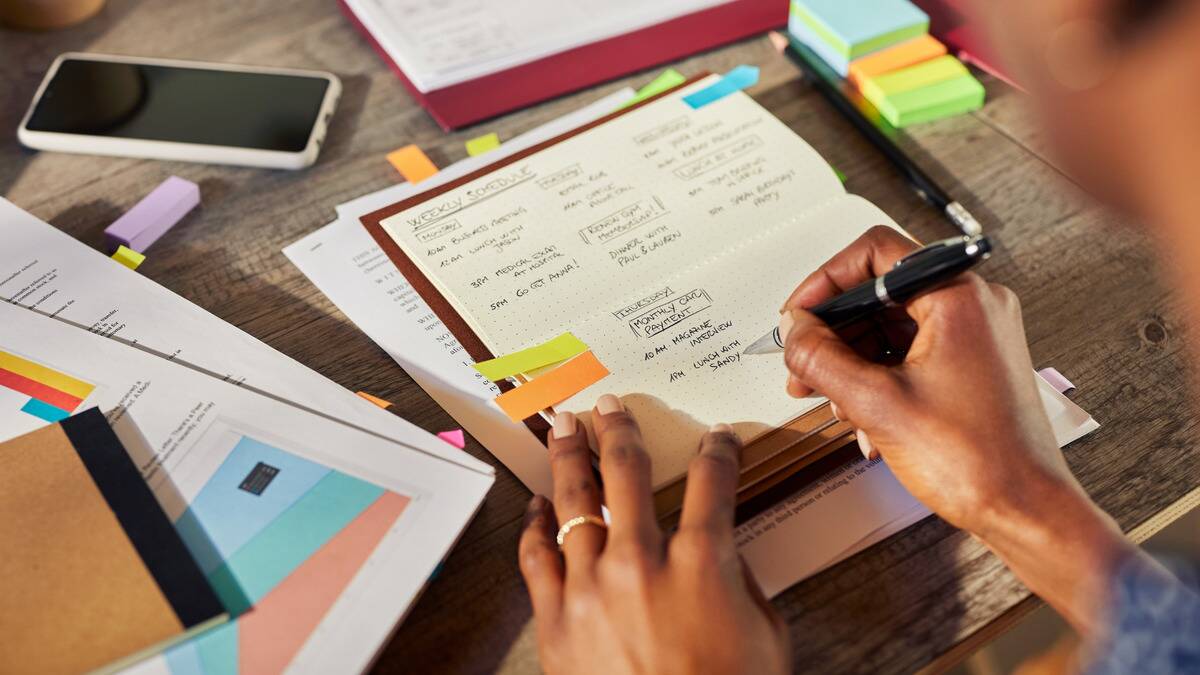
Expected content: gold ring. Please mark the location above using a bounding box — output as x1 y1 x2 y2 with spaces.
556 514 607 547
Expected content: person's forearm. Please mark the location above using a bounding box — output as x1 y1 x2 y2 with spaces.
974 470 1139 638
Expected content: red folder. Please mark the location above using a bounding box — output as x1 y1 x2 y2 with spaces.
339 0 787 130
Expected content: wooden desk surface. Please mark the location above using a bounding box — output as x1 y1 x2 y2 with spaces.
3 1 1199 672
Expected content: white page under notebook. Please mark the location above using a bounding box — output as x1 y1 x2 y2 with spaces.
380 75 898 487
0 198 485 473
344 0 733 91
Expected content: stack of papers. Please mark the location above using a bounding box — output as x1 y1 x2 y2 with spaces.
339 0 784 128
0 200 494 674
788 0 984 127
286 85 1099 597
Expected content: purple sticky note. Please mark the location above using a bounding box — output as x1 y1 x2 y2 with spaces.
1037 367 1076 394
104 176 200 253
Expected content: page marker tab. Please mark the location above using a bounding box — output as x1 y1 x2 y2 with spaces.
105 176 200 253
473 332 589 381
683 65 759 109
111 245 145 271
494 351 609 422
387 145 439 183
355 391 393 409
465 133 501 157
437 429 466 449
1038 368 1076 394
621 68 687 109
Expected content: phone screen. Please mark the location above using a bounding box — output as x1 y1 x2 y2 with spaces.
25 59 331 152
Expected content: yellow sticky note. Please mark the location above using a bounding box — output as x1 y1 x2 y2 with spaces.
387 144 439 183
474 332 589 381
494 351 609 422
111 245 145 270
465 132 501 157
356 391 393 409
619 68 687 109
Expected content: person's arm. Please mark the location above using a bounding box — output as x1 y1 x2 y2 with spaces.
779 226 1145 639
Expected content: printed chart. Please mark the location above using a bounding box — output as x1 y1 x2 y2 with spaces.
0 349 95 423
165 435 410 674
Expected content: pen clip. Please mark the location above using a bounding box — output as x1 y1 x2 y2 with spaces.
893 236 969 269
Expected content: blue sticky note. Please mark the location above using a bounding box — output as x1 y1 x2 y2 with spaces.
683 65 760 109
20 398 70 423
788 15 852 76
791 0 928 59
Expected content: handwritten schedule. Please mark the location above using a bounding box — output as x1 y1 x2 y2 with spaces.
381 76 903 487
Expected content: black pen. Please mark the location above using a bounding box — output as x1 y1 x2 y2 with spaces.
744 234 992 355
781 33 983 237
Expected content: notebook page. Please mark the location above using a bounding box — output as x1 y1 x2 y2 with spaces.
559 196 898 487
380 76 846 352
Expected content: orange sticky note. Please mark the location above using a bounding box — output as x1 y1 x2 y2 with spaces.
848 34 947 90
386 145 438 183
494 351 609 422
356 391 393 409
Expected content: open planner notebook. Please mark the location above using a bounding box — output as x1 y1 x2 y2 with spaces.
364 74 906 515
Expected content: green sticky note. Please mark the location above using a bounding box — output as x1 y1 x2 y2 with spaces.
860 55 968 105
619 68 687 109
791 0 928 59
874 72 985 127
465 132 501 157
833 166 847 184
473 332 589 381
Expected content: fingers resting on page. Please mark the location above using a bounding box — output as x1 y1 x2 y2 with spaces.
517 395 789 675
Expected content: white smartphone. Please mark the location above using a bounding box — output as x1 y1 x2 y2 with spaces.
18 53 341 170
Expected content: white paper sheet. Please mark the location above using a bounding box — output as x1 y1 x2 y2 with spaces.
0 198 486 473
343 0 733 91
0 303 493 675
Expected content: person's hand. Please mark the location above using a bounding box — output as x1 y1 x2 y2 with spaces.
518 395 789 675
780 226 1136 636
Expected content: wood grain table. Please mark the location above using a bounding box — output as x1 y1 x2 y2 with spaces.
3 1 1198 673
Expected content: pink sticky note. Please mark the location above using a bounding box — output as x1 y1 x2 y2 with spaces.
104 176 200 253
1037 367 1075 394
437 429 466 449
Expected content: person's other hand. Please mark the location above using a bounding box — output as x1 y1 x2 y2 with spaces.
518 395 789 675
780 226 1134 635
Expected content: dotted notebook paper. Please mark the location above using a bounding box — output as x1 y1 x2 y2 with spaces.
382 79 904 488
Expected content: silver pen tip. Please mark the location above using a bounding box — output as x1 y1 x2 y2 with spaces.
743 331 783 355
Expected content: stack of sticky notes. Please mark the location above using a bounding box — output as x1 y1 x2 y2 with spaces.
788 0 984 127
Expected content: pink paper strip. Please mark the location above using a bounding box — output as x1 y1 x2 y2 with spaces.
437 429 466 449
1037 367 1075 394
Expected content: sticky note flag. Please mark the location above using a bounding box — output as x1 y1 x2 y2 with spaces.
620 68 687 109
111 245 145 270
104 176 200 253
387 145 439 183
848 34 947 89
870 72 984 127
683 65 760 109
860 55 969 104
790 0 928 60
473 332 589 381
465 132 501 157
494 351 609 422
437 429 466 449
356 391 393 409
833 166 847 183
1038 368 1076 395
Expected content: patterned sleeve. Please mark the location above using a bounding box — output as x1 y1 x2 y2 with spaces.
1084 556 1200 674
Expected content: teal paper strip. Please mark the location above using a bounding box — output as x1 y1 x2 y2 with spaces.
682 65 760 109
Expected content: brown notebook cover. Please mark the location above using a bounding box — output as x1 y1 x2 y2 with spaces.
360 76 855 517
0 409 226 674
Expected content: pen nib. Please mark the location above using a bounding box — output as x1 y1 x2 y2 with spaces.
743 331 782 355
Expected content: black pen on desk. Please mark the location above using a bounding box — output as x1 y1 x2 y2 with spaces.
777 32 984 237
744 234 992 355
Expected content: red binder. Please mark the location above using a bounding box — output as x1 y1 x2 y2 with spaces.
339 0 787 130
